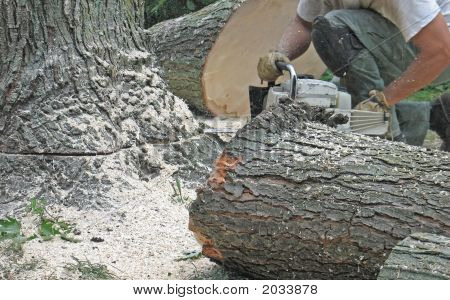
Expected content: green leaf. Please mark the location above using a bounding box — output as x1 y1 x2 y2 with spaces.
39 219 60 239
39 218 76 241
0 217 21 240
320 69 333 81
27 234 38 241
176 178 182 194
29 199 45 217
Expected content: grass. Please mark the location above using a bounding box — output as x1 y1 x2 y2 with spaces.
171 178 192 205
408 83 450 102
64 256 118 280
0 258 42 280
0 240 43 280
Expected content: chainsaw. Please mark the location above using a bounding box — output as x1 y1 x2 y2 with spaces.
248 62 390 136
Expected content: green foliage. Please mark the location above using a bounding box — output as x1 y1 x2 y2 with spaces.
39 219 71 241
65 256 118 280
29 199 79 242
145 0 219 27
319 69 334 82
409 83 450 102
0 217 36 253
0 217 21 241
29 198 45 218
171 178 191 204
0 199 79 249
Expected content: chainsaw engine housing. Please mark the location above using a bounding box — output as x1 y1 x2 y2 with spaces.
250 77 389 136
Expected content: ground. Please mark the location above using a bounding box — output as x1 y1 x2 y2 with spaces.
0 118 249 280
0 171 227 280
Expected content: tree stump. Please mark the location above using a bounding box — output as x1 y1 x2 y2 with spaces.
0 0 221 212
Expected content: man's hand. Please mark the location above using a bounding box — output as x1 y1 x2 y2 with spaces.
257 51 290 82
355 90 391 113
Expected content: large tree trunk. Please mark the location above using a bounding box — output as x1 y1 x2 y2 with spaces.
378 233 450 280
0 0 196 155
146 0 326 116
189 101 450 279
0 0 222 212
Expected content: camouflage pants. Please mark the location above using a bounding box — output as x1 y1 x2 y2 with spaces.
322 9 449 145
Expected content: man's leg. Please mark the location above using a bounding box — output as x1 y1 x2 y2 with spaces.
322 9 417 86
311 10 403 139
395 102 431 146
311 9 442 144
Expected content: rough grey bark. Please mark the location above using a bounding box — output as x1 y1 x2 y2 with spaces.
146 0 244 114
378 233 450 280
0 0 195 155
189 101 450 279
1 134 222 213
0 0 222 212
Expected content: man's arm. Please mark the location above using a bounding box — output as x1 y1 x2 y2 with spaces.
383 13 450 106
278 15 313 60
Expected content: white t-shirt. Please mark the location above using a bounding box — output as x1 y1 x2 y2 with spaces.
297 0 450 41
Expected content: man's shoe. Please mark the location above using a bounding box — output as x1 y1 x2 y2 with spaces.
430 93 450 152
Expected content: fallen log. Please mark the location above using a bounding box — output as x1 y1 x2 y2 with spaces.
146 0 326 116
378 233 450 280
189 101 450 279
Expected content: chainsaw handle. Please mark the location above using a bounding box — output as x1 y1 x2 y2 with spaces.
275 62 297 99
275 61 290 72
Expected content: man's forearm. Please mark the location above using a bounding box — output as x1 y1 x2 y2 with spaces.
383 14 450 106
383 51 449 106
278 15 312 60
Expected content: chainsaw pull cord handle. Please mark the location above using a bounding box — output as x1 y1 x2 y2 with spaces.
275 62 298 99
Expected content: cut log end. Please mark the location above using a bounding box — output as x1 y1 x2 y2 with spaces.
203 0 326 116
149 0 326 116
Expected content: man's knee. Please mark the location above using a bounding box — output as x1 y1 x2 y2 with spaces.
311 13 364 77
